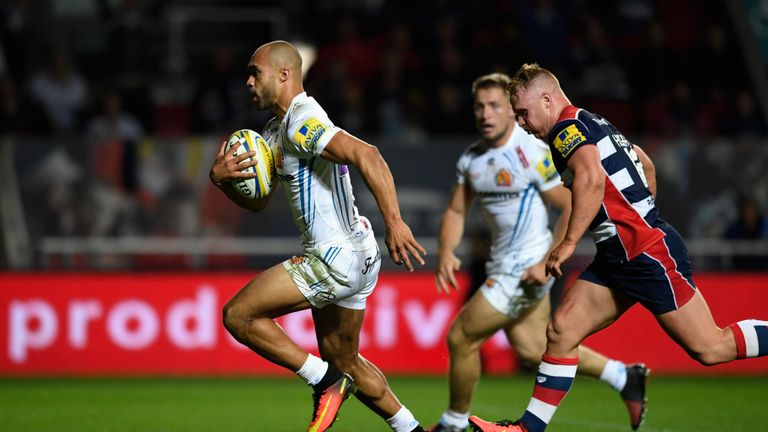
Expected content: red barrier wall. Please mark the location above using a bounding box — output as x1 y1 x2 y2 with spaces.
1 272 766 375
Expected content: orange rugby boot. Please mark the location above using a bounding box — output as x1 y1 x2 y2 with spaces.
307 371 354 432
468 416 527 432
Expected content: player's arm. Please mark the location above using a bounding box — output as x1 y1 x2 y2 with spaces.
321 130 426 271
522 184 572 285
435 183 473 294
209 140 273 212
633 144 656 199
546 145 604 278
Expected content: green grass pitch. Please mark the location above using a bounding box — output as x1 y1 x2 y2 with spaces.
2 375 767 431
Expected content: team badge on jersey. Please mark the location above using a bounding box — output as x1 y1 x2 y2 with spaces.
536 155 558 181
293 118 327 152
553 124 586 157
496 169 512 186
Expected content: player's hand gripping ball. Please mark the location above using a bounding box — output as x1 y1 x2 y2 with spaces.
224 129 275 199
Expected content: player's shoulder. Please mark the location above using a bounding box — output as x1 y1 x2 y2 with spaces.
514 126 550 154
264 116 280 131
464 139 489 157
286 94 330 125
548 117 592 159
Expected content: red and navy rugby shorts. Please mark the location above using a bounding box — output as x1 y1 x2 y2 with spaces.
579 221 697 314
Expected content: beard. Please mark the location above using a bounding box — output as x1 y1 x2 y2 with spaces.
253 82 277 110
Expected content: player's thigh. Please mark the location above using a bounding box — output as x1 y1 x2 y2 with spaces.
225 262 311 319
506 293 550 358
655 290 723 352
552 279 630 342
451 291 514 345
312 304 365 360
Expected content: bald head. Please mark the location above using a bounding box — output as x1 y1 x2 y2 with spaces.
254 40 303 78
247 40 305 115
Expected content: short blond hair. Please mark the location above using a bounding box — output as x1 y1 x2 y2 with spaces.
507 63 553 95
471 72 512 96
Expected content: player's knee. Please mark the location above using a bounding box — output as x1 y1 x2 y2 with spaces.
221 301 242 336
446 320 477 354
688 344 730 366
515 340 546 365
222 299 263 338
546 315 573 348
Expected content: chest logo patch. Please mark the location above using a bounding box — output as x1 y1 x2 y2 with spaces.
495 169 512 187
553 124 586 158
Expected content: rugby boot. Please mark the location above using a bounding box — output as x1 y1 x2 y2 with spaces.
307 368 355 432
468 416 527 432
429 422 467 432
620 363 650 430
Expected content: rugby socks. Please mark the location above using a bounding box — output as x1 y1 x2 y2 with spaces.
296 353 329 386
520 354 578 432
437 409 470 430
729 320 768 359
386 406 420 432
599 359 628 392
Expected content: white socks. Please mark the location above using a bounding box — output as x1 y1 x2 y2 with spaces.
600 359 628 392
296 353 328 386
387 406 420 432
438 409 470 429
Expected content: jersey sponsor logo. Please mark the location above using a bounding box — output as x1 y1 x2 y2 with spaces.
496 168 512 186
536 155 558 181
475 191 521 199
553 124 585 157
293 118 327 152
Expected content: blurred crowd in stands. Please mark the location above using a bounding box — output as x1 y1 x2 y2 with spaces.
0 0 766 270
2 0 766 139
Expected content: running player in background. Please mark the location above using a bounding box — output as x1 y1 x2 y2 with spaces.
210 40 427 432
430 73 647 432
468 63 768 432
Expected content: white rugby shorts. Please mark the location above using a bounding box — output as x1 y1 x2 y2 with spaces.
480 254 555 318
283 228 381 310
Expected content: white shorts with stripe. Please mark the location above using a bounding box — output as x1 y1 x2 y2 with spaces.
283 227 380 310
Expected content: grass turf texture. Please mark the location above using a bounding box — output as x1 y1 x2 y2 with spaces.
1 375 766 431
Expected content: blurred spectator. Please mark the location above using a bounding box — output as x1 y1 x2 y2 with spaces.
86 89 144 143
0 0 29 84
724 91 768 139
513 0 569 69
668 81 696 137
28 50 87 134
96 0 162 131
0 75 19 132
723 193 768 270
571 15 631 102
86 89 144 194
312 14 378 89
628 20 677 101
190 45 241 133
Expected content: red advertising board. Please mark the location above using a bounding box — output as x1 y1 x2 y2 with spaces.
0 272 767 375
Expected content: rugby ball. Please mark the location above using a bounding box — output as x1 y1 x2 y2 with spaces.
224 129 275 199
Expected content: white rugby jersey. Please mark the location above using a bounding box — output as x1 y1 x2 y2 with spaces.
261 92 364 248
456 124 561 274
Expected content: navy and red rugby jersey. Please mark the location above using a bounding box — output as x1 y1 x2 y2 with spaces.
546 105 666 263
